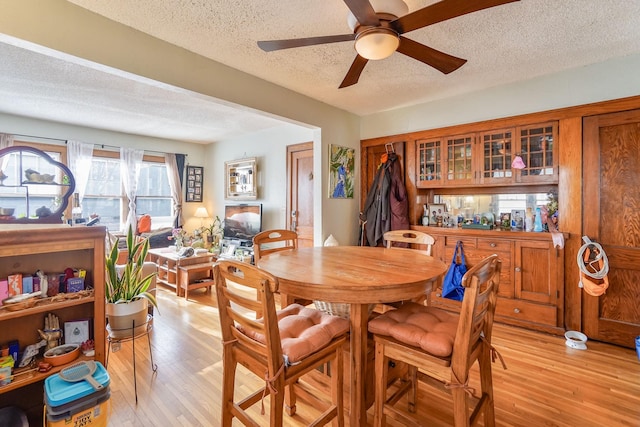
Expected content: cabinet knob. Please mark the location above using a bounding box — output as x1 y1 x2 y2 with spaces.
436 293 442 297
515 267 521 272
514 308 521 314
490 242 496 248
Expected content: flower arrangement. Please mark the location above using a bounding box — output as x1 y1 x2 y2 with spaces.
168 228 188 249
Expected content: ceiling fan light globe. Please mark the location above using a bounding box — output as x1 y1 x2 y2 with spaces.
355 29 399 60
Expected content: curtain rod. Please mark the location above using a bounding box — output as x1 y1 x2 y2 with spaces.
10 132 185 157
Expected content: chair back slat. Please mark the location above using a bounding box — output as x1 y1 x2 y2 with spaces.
214 260 283 371
383 229 435 255
253 229 298 261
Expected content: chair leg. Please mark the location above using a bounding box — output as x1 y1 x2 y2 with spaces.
451 366 471 427
374 341 388 427
269 375 285 426
331 346 344 427
221 354 237 427
408 365 418 413
451 385 470 427
479 350 496 427
285 382 297 416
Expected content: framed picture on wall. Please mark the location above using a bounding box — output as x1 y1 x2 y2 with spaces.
186 166 203 202
328 144 355 198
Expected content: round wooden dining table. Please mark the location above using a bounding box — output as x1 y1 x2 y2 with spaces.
257 245 448 426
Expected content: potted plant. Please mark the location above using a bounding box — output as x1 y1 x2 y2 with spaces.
205 215 223 251
105 225 157 338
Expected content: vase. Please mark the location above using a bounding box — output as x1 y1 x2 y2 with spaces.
175 240 184 251
106 299 149 339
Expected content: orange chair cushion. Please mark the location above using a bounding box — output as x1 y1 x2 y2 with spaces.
368 302 459 358
244 304 349 365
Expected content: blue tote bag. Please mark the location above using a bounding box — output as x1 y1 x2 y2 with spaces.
442 241 467 301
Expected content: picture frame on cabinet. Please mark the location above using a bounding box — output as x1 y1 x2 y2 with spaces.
428 204 446 225
64 319 91 345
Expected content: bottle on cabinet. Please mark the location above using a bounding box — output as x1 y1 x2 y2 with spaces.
534 207 544 232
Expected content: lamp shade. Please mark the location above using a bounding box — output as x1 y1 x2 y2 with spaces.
355 28 399 60
194 207 209 218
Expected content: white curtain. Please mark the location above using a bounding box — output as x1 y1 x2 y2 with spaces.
165 153 184 228
0 133 14 172
120 147 144 233
66 140 94 205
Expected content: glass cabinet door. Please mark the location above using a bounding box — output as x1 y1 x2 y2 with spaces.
479 128 513 184
518 123 558 183
445 134 474 184
416 138 442 187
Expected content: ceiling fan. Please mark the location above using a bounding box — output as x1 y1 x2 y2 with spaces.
258 0 519 88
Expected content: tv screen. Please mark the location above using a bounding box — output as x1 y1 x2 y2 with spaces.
223 204 262 241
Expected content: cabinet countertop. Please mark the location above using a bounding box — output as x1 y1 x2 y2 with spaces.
412 225 569 241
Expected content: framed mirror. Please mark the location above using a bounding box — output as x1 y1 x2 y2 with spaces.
225 157 257 200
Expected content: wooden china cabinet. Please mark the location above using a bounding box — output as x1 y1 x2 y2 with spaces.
362 119 564 334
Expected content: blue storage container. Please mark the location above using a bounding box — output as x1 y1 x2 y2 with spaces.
44 361 111 427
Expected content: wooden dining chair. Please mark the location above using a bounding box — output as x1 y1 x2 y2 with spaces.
368 254 503 427
253 229 311 307
214 260 348 426
384 229 435 255
253 229 298 261
383 229 436 306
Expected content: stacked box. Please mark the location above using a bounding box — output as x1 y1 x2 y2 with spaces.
44 361 110 427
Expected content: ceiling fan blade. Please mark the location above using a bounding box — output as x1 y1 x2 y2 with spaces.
339 55 369 88
397 37 466 74
343 0 380 27
391 0 519 34
258 34 355 52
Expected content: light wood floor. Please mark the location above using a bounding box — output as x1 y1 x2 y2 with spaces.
106 286 640 426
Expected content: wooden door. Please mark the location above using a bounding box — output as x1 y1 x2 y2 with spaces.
583 109 640 348
287 142 314 248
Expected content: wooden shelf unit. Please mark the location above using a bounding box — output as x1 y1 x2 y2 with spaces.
0 225 106 424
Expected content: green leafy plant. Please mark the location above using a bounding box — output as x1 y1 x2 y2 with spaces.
205 215 223 237
105 225 158 308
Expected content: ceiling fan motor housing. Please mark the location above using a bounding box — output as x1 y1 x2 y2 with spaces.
347 0 409 31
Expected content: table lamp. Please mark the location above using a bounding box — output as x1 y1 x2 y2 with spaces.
194 207 209 228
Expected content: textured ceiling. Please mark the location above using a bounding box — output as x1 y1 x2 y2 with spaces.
2 0 640 143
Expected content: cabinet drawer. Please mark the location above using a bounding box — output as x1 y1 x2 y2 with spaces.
496 298 557 327
444 236 477 248
477 239 511 253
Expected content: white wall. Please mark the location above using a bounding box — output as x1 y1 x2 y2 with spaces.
203 124 314 233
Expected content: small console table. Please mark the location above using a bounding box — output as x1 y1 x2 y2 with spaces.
147 248 216 298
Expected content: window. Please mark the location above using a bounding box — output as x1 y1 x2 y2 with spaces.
3 142 173 231
82 152 173 232
83 155 122 232
0 144 66 219
136 160 173 229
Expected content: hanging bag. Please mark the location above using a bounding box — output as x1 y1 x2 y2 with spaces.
442 241 467 301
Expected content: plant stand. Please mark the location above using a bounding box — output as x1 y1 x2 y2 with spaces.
105 315 157 404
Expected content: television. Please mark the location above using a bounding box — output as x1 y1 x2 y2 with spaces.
223 204 262 242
